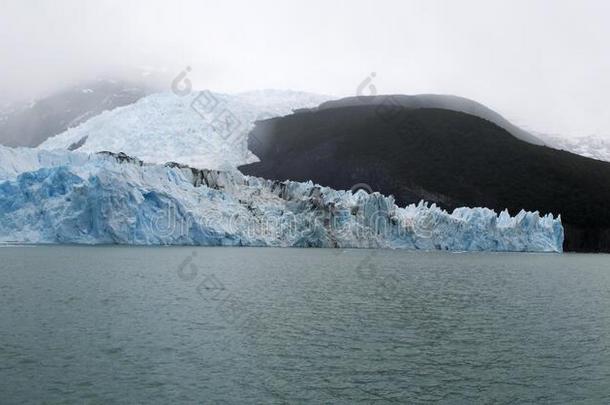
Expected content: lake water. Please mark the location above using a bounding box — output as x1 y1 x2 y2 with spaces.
0 246 609 404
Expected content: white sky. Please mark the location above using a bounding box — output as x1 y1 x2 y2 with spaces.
1 0 609 138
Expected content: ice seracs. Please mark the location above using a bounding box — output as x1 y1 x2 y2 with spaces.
38 90 332 169
0 147 564 251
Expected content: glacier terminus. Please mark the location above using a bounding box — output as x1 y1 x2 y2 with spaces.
0 147 564 252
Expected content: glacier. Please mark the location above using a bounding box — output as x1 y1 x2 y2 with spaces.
0 147 564 251
38 90 332 169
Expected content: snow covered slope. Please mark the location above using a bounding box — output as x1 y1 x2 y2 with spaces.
0 78 156 147
38 90 332 169
0 147 563 251
539 134 610 162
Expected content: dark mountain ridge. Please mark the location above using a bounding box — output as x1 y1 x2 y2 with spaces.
297 94 545 145
240 101 610 252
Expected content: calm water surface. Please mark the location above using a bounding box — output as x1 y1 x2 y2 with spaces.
0 247 609 404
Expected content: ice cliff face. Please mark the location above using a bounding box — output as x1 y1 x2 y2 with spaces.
0 147 563 251
0 146 91 180
38 90 332 169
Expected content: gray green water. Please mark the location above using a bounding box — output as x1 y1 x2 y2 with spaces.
0 246 609 404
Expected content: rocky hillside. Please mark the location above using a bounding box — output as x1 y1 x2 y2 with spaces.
240 102 610 252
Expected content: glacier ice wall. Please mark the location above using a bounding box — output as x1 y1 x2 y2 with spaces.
0 147 564 252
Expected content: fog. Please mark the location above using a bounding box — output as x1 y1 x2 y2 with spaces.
1 0 609 138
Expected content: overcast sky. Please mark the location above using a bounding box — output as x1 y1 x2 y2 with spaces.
1 0 609 138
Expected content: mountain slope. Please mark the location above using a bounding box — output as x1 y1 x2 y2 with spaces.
240 103 610 252
38 90 331 169
297 94 545 145
0 79 158 147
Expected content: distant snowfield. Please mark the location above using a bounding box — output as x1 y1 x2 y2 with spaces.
538 134 610 163
39 90 332 170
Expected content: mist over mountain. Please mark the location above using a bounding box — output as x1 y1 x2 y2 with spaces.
538 134 610 163
299 94 546 146
240 99 610 252
0 78 161 147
